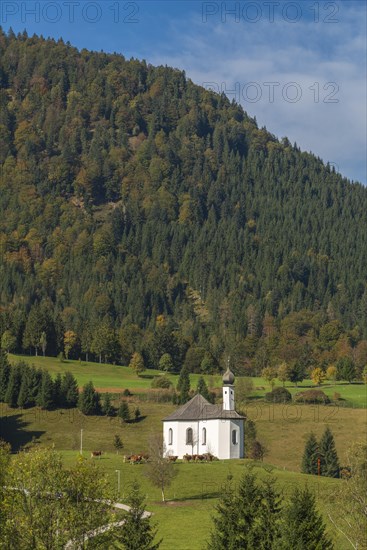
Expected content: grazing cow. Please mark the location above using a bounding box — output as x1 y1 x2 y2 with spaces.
91 451 102 459
129 454 143 464
167 455 178 463
193 454 205 462
140 453 149 462
203 452 214 462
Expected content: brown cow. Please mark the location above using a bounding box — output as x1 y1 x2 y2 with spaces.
91 451 102 459
129 454 142 464
167 455 178 463
139 453 149 462
192 454 204 462
203 452 214 462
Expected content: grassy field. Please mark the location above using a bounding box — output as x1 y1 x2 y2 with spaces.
2 353 365 549
8 353 165 391
58 453 347 550
1 399 365 472
9 354 367 407
8 354 218 393
250 377 367 408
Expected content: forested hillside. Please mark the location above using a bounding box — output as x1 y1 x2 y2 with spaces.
1 29 367 372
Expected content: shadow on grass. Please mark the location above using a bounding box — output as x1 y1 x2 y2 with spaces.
171 490 223 502
130 415 147 424
0 413 45 452
138 374 155 380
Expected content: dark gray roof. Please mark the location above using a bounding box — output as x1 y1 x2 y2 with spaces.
163 393 245 421
222 367 235 385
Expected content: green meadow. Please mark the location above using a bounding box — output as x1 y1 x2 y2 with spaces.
8 354 367 407
59 453 347 550
2 355 366 549
1 398 365 473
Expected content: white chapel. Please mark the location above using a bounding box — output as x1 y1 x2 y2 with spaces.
163 368 245 459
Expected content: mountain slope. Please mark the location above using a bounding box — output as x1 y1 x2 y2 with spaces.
0 28 367 364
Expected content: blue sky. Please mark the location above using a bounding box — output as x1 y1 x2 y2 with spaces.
1 0 366 184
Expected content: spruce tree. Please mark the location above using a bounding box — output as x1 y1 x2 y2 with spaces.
336 357 356 383
0 350 10 401
113 434 123 454
177 365 190 404
207 479 239 550
61 371 79 408
37 370 54 410
102 393 115 416
280 486 333 549
287 360 306 386
118 401 130 422
53 373 62 407
115 481 161 549
4 364 22 408
256 477 282 549
208 471 279 550
17 367 31 408
196 376 213 402
319 427 339 478
78 381 101 415
28 367 42 406
301 432 319 475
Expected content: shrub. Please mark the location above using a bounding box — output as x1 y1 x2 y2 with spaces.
159 353 174 372
333 392 341 401
248 440 267 461
294 390 330 404
122 388 132 397
326 365 337 380
129 352 145 375
265 386 292 403
236 377 254 402
311 367 326 386
113 434 123 454
151 376 172 389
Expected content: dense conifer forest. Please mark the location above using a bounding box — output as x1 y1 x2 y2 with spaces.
1 29 367 373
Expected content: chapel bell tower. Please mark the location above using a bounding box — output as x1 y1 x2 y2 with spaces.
222 366 235 411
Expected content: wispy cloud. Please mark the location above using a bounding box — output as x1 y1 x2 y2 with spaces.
2 0 365 182
148 2 366 183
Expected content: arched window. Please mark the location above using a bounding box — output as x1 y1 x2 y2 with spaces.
232 430 238 445
186 427 193 445
202 427 207 445
168 428 173 445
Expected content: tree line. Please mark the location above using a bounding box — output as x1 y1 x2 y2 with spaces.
0 349 137 419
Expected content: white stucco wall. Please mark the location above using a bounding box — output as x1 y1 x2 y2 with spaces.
163 418 244 459
223 385 235 410
229 419 244 459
